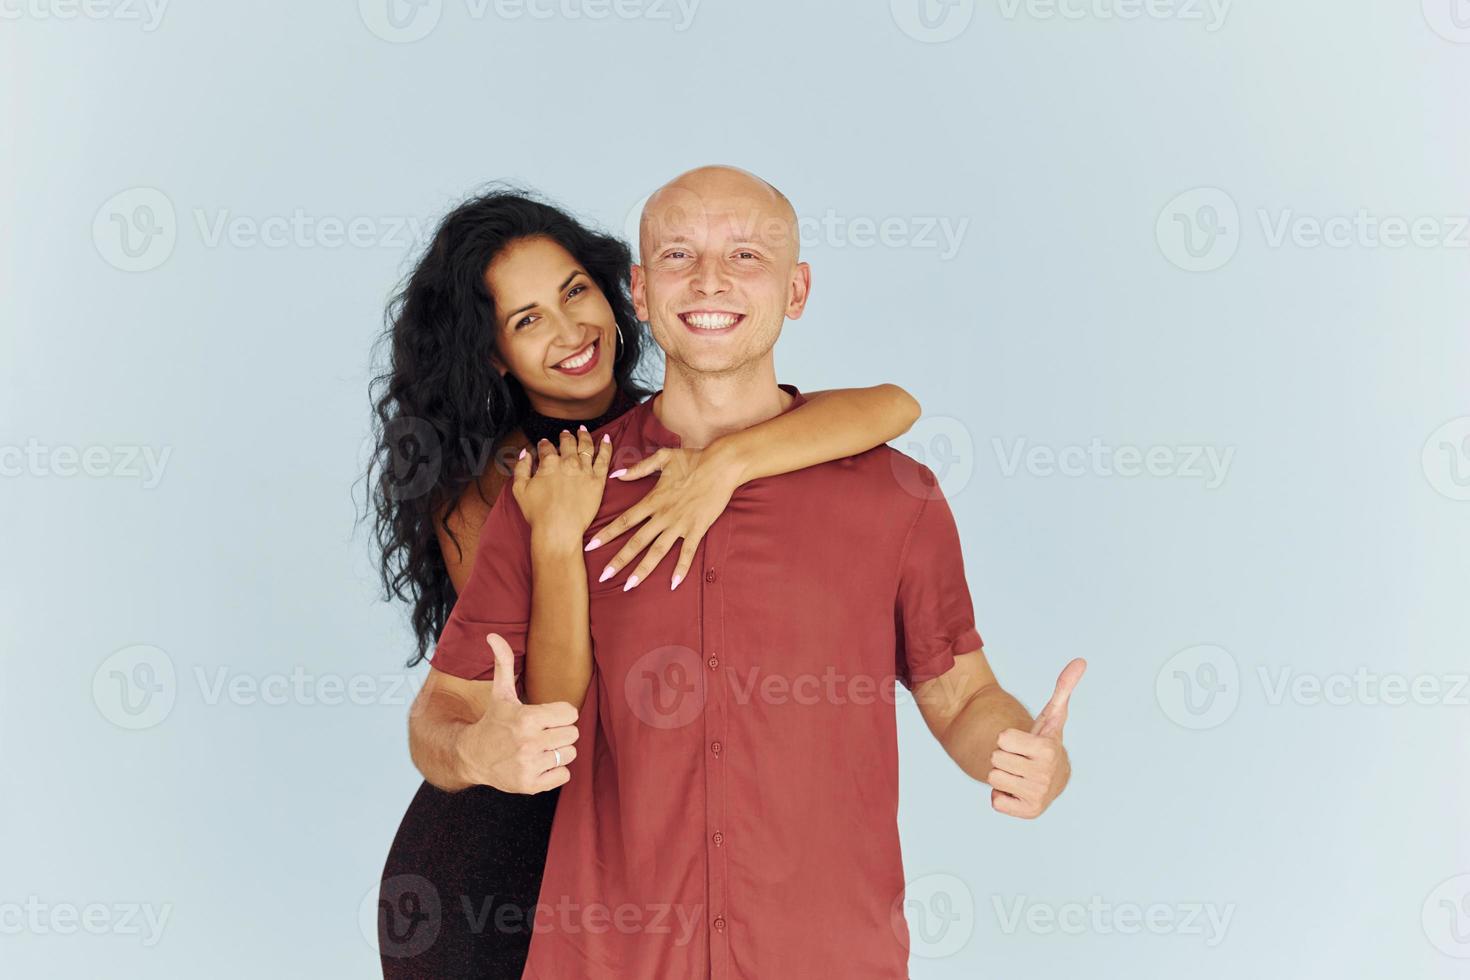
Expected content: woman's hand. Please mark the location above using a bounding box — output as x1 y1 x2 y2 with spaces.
511 426 613 545
584 445 745 591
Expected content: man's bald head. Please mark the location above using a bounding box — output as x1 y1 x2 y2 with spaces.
640 165 799 261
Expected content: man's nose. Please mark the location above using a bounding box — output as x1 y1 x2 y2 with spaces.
690 255 730 296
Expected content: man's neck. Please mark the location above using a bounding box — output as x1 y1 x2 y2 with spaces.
654 359 790 449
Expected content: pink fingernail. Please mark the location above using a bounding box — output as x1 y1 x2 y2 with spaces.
670 573 682 590
602 433 611 443
623 574 640 591
518 448 527 459
584 538 601 552
598 566 615 583
578 424 588 432
609 468 627 479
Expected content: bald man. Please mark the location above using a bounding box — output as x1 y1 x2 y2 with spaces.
410 166 1084 978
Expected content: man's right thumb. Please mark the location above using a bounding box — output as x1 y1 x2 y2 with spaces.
486 633 521 702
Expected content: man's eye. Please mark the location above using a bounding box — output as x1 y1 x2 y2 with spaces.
666 250 689 260
735 251 757 260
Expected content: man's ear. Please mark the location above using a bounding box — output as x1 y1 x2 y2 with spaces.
630 263 649 322
785 262 812 320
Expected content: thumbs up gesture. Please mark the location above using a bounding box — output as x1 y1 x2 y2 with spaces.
455 633 581 794
987 658 1086 819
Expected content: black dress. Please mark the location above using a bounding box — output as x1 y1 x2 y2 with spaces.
379 389 637 979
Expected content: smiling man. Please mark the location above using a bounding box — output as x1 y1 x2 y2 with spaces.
414 165 1084 978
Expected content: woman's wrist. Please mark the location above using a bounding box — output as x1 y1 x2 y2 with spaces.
702 435 754 489
531 523 587 556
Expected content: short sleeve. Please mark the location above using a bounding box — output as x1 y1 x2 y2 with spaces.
429 484 534 683
893 482 983 689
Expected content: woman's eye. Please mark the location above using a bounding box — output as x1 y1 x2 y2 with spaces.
514 314 537 330
567 284 587 299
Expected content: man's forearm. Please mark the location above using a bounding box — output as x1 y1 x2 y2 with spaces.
932 683 1034 783
408 689 477 792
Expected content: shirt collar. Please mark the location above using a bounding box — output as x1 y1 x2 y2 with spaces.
635 383 807 450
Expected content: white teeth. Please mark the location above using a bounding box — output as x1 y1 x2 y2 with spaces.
687 313 738 329
557 342 596 370
682 314 740 329
684 312 740 330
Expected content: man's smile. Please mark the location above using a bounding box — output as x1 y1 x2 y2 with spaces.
679 310 745 334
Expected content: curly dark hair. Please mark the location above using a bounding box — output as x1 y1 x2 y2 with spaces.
366 186 654 667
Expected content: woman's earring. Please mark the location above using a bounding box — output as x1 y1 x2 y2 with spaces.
615 323 624 356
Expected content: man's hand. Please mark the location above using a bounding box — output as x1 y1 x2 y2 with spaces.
458 634 580 793
410 634 580 795
987 658 1086 819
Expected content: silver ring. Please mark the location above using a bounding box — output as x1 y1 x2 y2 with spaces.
553 748 562 767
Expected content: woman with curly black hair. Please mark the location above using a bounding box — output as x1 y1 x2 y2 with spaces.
368 187 920 977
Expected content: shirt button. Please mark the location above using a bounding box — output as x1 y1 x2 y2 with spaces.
704 569 716 583
710 741 722 757
707 656 719 670
713 915 726 931
712 831 724 846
